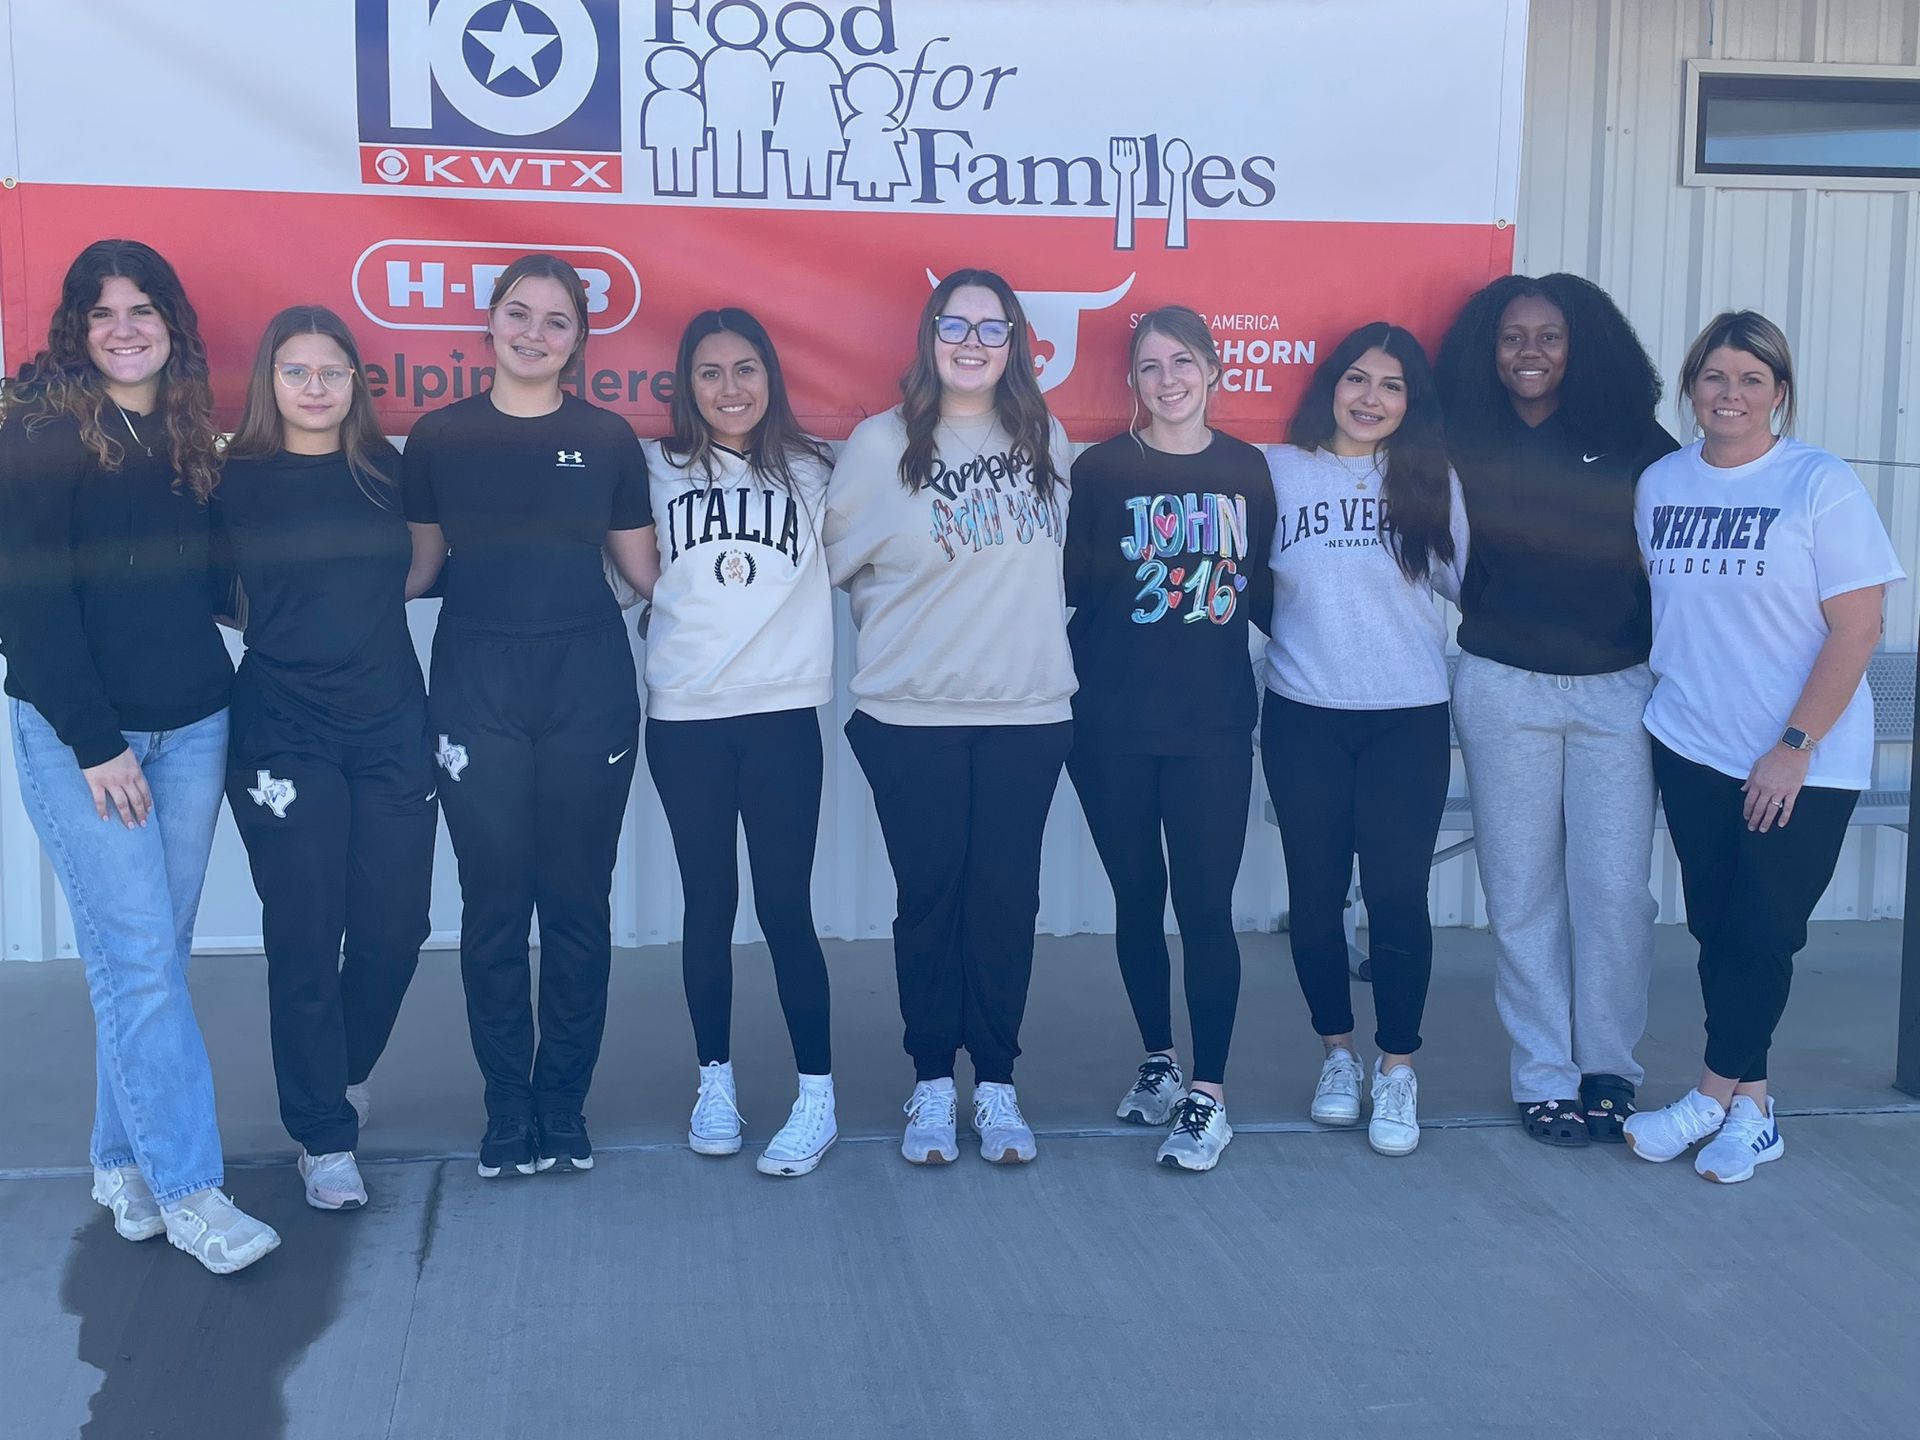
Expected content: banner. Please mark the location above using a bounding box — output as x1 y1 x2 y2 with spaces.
0 0 1527 440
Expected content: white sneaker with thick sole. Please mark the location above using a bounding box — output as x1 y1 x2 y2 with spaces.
1116 1054 1185 1125
1694 1096 1783 1183
757 1079 838 1177
91 1164 165 1242
1311 1047 1364 1126
1369 1061 1420 1156
972 1082 1037 1164
345 1082 372 1130
1157 1094 1232 1171
902 1079 960 1165
162 1190 281 1275
298 1150 368 1210
689 1061 744 1156
1623 1089 1727 1162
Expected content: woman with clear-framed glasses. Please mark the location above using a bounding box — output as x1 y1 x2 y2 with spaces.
825 268 1076 1167
213 305 439 1212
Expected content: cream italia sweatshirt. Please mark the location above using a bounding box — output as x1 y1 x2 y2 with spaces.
824 406 1077 725
642 439 834 720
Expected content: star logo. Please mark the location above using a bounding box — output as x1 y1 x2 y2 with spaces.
468 3 559 89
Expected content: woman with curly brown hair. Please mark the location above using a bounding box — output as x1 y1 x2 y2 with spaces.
0 239 279 1274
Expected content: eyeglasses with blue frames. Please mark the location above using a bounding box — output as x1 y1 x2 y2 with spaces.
932 314 1013 348
274 363 355 391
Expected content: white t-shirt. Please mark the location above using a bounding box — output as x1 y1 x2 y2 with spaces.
1636 437 1904 789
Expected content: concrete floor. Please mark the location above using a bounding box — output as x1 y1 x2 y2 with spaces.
2 923 1917 1439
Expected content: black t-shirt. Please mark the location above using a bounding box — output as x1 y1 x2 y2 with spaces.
213 446 424 746
402 392 651 637
1064 431 1275 755
1454 407 1680 675
0 407 230 767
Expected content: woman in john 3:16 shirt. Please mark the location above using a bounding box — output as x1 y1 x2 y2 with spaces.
403 254 660 1181
214 306 438 1213
1063 305 1273 1174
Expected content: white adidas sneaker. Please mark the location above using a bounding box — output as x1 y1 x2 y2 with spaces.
1694 1095 1783 1184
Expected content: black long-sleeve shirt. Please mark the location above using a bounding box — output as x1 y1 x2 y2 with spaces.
213 445 424 746
1453 407 1679 675
1063 431 1275 755
0 407 230 767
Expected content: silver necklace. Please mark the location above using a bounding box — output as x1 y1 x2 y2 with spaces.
113 402 154 458
937 416 1000 476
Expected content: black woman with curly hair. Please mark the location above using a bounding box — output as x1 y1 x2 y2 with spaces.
1435 273 1678 1149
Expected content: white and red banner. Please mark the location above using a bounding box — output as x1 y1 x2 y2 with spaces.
0 0 1528 441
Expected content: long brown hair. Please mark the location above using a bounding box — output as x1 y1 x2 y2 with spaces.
663 307 829 491
1127 304 1222 445
1 239 220 499
898 268 1060 501
486 253 592 369
225 305 397 507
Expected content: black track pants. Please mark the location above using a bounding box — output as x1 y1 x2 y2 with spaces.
226 683 436 1155
645 707 831 1075
1067 747 1249 1086
429 621 640 1121
846 711 1071 1085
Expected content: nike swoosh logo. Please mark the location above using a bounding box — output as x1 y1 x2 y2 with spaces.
1582 452 1605 463
607 749 630 765
424 789 437 803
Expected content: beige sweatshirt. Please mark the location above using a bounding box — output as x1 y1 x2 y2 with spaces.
824 406 1076 725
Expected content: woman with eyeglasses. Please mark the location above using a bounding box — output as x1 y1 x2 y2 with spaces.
0 239 278 1273
213 305 438 1211
403 254 659 1180
826 268 1075 1167
643 309 839 1176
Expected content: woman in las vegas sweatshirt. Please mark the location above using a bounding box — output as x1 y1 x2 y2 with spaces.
825 268 1075 1168
641 308 838 1178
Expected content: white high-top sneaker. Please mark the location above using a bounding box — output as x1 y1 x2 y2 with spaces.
689 1061 744 1156
757 1076 838 1178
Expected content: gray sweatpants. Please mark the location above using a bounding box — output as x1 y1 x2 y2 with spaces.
1452 654 1657 1102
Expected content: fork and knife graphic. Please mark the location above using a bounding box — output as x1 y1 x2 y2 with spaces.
1109 135 1195 252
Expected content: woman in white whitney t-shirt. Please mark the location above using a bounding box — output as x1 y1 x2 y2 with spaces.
640 308 838 1178
1624 311 1903 1184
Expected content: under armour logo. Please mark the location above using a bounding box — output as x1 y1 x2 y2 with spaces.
436 734 469 781
556 450 584 467
246 770 297 819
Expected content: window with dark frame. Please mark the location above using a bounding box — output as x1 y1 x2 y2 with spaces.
1693 71 1920 181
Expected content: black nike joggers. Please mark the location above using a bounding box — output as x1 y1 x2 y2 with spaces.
429 618 640 1124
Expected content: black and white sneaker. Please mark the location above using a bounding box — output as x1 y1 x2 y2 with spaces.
1157 1094 1232 1171
1117 1055 1185 1125
538 1113 594 1172
477 1115 541 1178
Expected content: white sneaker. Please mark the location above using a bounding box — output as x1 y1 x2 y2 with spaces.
1116 1054 1185 1125
902 1079 959 1165
972 1081 1037 1164
162 1190 281 1275
1369 1061 1420 1157
1623 1089 1726 1162
689 1061 744 1156
757 1078 838 1178
298 1150 368 1210
1157 1094 1232 1172
1311 1047 1364 1126
345 1082 372 1129
91 1164 164 1242
1694 1096 1783 1184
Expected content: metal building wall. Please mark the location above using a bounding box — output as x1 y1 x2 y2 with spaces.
3 0 1914 959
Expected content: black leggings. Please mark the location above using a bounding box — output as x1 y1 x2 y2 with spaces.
1651 739 1857 1083
1261 692 1450 1056
846 711 1071 1085
1067 747 1248 1085
645 708 831 1075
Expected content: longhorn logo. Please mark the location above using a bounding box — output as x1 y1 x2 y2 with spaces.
925 271 1134 393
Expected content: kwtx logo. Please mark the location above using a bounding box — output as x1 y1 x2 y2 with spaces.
355 0 622 192
436 734 470 780
246 770 298 819
923 269 1134 394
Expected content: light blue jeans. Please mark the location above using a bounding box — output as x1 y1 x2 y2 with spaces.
10 699 229 1203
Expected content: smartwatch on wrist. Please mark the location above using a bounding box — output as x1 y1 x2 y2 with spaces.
1781 727 1817 752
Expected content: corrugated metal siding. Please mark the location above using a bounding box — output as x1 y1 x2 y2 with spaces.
4 0 1915 959
1513 0 1920 925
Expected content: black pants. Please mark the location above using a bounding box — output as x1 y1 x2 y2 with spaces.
846 711 1071 1085
1651 739 1857 1082
226 681 436 1155
1261 692 1450 1056
645 708 831 1075
429 621 640 1121
1067 747 1248 1085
